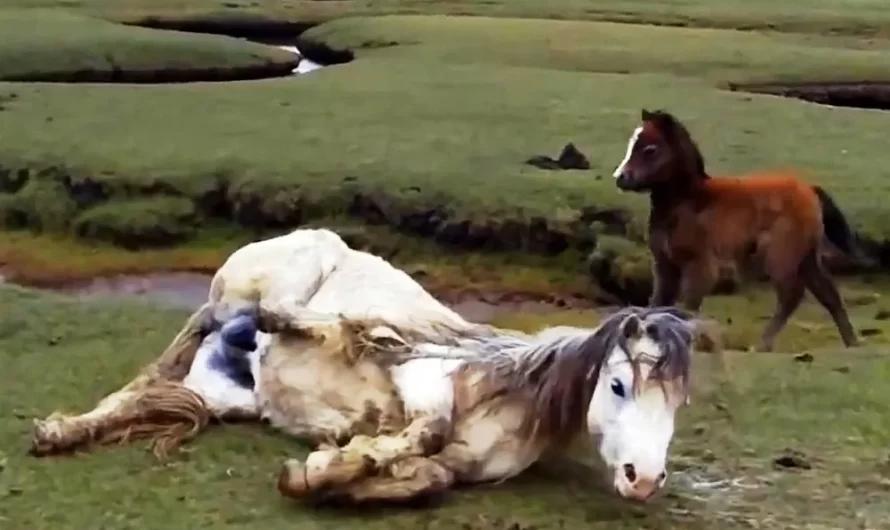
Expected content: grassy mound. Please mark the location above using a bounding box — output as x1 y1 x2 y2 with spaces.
2 285 889 529
72 197 200 248
0 10 298 82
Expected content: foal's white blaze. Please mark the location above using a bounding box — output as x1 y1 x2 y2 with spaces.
587 335 681 501
612 126 642 178
389 355 465 419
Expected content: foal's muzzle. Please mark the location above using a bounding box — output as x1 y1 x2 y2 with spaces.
615 171 652 192
615 173 639 191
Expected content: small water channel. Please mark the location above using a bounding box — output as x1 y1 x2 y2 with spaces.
0 271 575 324
271 44 324 75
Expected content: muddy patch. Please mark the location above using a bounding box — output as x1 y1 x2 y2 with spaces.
4 272 578 323
728 82 890 110
52 272 213 310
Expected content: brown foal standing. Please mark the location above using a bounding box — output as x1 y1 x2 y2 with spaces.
610 108 859 352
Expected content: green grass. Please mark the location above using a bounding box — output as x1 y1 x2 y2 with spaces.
0 10 297 82
494 275 890 353
3 13 890 254
5 0 890 37
2 285 890 529
305 15 890 85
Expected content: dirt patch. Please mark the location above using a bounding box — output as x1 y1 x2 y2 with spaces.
728 82 890 110
51 272 213 310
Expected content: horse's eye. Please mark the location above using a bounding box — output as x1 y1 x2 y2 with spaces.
642 145 658 156
610 379 626 398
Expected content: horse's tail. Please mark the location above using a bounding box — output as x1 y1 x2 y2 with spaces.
812 185 857 255
147 303 216 381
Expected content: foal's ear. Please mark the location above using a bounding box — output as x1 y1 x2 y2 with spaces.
620 314 643 339
641 108 654 121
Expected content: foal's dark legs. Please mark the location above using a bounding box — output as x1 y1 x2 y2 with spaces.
649 256 682 307
678 258 718 313
800 250 859 348
760 277 806 353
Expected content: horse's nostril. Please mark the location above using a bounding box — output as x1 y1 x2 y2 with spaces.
657 471 667 483
623 463 637 483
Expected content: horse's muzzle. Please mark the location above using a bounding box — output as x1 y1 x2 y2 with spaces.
615 173 644 192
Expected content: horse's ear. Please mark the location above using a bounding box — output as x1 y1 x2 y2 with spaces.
641 108 653 121
620 314 643 339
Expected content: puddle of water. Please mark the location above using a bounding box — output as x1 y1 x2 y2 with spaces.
274 44 323 75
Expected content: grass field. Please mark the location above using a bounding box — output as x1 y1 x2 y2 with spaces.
4 11 890 263
6 0 890 36
2 285 890 530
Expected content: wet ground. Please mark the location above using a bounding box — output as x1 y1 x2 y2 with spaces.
6 271 575 323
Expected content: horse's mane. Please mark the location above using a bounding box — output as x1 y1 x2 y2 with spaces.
645 109 709 179
480 306 696 443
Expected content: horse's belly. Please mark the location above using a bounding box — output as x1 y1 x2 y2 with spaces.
389 357 464 420
258 349 408 440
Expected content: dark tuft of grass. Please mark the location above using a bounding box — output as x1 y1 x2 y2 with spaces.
72 196 201 248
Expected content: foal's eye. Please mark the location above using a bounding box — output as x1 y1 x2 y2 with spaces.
642 145 658 156
610 379 626 398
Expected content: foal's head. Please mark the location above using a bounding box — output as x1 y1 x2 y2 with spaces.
586 307 696 502
611 109 708 193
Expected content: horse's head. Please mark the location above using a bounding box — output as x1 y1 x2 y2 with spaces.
586 307 697 502
611 109 707 193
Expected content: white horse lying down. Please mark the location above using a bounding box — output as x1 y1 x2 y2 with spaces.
31 228 716 504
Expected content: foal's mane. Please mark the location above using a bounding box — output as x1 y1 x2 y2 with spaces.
644 109 709 180
498 306 696 442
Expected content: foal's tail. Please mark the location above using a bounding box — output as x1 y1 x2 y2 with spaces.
812 185 857 256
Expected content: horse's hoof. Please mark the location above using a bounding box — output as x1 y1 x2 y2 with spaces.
29 419 65 456
277 459 311 498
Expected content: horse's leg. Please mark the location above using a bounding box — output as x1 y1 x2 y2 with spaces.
311 456 456 504
295 398 539 504
31 304 214 457
759 276 806 353
293 438 481 504
800 249 859 347
649 254 682 307
276 414 451 498
678 258 718 313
